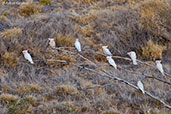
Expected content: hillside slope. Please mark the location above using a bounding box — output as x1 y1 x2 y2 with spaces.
0 0 171 113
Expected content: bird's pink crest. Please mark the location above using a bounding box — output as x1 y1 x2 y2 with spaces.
156 60 161 64
22 50 28 55
127 52 131 56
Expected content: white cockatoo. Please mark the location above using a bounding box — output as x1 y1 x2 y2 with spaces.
48 38 56 48
102 46 112 56
22 50 34 64
156 60 164 76
106 56 117 69
75 39 81 52
137 80 145 94
127 51 137 65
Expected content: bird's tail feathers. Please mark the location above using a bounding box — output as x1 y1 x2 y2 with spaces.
30 61 34 64
133 60 138 65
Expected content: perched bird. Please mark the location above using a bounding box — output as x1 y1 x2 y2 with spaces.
75 39 81 52
156 60 165 76
48 38 56 48
102 46 112 56
22 50 34 64
137 80 145 94
106 56 117 69
127 51 138 65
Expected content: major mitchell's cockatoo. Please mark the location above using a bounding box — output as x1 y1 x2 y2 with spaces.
22 50 34 64
75 39 81 52
137 80 145 94
127 51 138 65
48 38 56 48
102 46 112 56
106 56 117 69
156 60 164 76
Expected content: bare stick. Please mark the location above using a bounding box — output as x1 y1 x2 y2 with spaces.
117 66 171 85
77 53 97 66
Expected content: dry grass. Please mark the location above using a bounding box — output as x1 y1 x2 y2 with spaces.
0 0 171 113
2 85 11 92
18 3 42 17
0 15 9 22
2 52 19 67
46 56 76 68
76 15 98 24
79 23 95 37
27 84 42 93
55 85 79 96
15 87 29 95
73 0 96 4
0 28 22 40
7 95 38 114
24 95 37 104
56 34 75 47
142 40 166 60
0 94 19 104
141 0 171 35
39 0 52 6
94 53 106 62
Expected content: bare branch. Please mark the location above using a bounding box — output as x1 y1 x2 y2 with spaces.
77 53 97 66
46 59 171 109
117 66 171 85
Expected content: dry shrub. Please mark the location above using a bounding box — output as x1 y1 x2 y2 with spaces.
55 85 79 96
0 28 22 40
24 95 37 104
79 23 95 37
15 87 29 95
117 0 125 3
2 85 11 92
27 84 42 93
73 0 96 4
18 3 42 17
141 0 171 34
76 15 97 24
94 88 105 96
0 15 9 22
103 111 119 114
56 34 75 47
0 69 7 78
0 94 19 104
142 40 166 60
2 52 19 67
7 95 38 114
94 53 106 62
46 56 76 68
39 0 52 5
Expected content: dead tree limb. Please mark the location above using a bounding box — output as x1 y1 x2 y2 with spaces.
46 59 171 109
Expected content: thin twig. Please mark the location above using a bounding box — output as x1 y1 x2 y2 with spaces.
77 53 97 66
117 66 171 85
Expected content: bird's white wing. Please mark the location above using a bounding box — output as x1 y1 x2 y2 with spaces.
104 48 112 56
157 64 164 75
109 59 117 69
137 81 145 94
25 53 34 64
75 41 81 52
131 53 137 65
